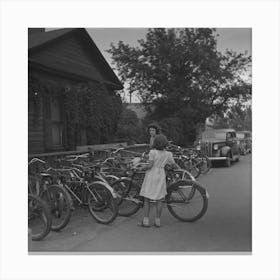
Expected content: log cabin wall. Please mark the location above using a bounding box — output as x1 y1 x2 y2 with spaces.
28 70 73 154
28 89 45 154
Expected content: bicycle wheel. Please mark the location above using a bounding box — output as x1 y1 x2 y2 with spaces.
173 169 195 181
200 156 211 174
28 194 52 241
111 178 142 217
184 159 201 179
87 182 118 224
41 184 73 231
103 174 119 186
166 180 208 222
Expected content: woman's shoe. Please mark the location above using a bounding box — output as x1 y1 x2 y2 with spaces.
137 217 150 227
154 218 161 227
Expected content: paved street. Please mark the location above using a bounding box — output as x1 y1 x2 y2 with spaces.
29 154 251 253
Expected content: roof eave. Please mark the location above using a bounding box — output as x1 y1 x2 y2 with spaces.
29 28 123 89
78 29 123 89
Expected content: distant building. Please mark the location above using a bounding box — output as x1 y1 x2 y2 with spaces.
205 116 216 129
126 103 154 121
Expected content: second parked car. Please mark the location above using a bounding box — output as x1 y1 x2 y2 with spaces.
236 131 252 155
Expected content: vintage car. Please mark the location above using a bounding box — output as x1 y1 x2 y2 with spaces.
236 131 252 155
197 129 240 167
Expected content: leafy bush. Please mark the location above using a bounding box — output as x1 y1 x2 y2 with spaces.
28 75 122 149
115 108 147 144
159 117 185 145
63 82 122 148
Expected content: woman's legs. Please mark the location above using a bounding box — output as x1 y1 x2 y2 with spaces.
142 197 150 226
156 200 163 218
155 200 163 227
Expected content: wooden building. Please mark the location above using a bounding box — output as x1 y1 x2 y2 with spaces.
28 28 123 155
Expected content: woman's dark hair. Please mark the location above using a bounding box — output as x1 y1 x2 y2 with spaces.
147 123 161 134
152 134 168 150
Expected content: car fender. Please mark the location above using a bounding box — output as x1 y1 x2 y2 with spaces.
220 146 231 157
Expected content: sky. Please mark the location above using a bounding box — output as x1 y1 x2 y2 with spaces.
86 28 251 102
87 27 251 66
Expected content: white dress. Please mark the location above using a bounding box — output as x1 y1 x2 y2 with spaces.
140 149 175 200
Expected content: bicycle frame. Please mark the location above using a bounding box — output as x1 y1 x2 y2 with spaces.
114 167 193 205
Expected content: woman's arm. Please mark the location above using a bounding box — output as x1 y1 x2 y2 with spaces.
167 152 180 170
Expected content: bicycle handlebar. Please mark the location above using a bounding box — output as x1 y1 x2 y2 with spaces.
65 153 90 161
28 158 46 165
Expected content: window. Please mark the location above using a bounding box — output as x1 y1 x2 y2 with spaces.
226 132 231 140
45 96 64 150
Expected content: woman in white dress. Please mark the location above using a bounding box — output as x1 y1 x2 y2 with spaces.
139 134 179 227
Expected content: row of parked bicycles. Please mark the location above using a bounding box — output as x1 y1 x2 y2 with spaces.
28 144 211 241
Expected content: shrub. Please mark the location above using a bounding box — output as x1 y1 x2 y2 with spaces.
115 108 147 144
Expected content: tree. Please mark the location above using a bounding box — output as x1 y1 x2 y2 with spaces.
108 28 251 143
227 104 252 131
212 103 252 131
115 107 146 144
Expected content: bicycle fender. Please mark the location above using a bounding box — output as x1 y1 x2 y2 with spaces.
90 181 117 199
120 177 133 181
169 180 208 197
175 169 196 181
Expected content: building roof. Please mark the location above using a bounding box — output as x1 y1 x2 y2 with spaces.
28 28 123 90
28 28 75 50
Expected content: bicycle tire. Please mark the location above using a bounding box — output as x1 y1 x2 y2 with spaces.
191 158 202 178
87 181 118 224
111 178 142 217
110 177 130 205
104 174 119 186
200 156 211 174
28 193 52 241
41 184 73 231
166 180 208 222
184 159 201 179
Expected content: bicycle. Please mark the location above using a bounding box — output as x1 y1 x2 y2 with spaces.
195 150 211 174
110 165 209 222
28 193 52 241
53 155 119 224
167 145 202 179
28 158 73 232
174 153 201 179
